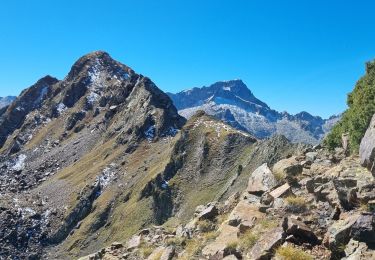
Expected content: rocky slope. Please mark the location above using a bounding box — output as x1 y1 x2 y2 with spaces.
167 80 340 145
0 96 16 109
0 51 305 259
79 146 375 260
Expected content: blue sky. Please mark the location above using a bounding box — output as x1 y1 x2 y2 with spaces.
0 1 374 118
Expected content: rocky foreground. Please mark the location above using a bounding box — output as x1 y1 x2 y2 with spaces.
79 146 375 260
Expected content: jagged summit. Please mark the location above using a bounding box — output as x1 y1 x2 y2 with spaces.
66 51 133 82
169 79 269 111
168 80 339 144
0 51 185 151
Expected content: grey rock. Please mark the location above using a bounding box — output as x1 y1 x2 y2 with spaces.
350 213 375 244
360 114 375 175
247 163 277 195
247 227 285 260
197 205 219 221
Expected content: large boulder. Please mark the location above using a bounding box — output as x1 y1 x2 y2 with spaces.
197 204 219 221
201 224 239 258
227 200 264 232
272 157 302 185
350 213 375 244
360 114 375 175
284 217 319 245
343 238 375 260
247 227 285 260
324 214 360 250
247 163 277 195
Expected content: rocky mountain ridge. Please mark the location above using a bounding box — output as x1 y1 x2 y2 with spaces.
167 80 340 144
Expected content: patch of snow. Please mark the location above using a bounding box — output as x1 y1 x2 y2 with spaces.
223 86 231 91
56 103 67 114
88 58 102 84
144 125 156 141
35 86 48 105
12 154 27 171
86 91 100 104
96 167 116 189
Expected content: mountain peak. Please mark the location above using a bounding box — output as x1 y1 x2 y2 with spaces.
168 79 269 111
66 51 131 82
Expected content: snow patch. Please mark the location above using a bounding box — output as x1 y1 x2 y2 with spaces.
12 154 27 171
56 103 67 114
35 86 48 105
88 58 102 84
87 91 100 104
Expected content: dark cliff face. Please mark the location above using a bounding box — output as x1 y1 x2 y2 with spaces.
168 80 338 144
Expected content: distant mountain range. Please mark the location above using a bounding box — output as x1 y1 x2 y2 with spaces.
167 80 340 144
0 96 16 109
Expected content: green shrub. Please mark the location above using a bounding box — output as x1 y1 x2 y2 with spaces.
325 60 375 153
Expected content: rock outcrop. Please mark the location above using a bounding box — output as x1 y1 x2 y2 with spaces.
360 113 375 175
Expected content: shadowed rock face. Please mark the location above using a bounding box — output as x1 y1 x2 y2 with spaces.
360 114 375 175
168 80 340 144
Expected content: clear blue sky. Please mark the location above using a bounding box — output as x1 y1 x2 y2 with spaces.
0 0 374 118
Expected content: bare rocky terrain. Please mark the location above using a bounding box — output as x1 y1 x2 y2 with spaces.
1 51 375 260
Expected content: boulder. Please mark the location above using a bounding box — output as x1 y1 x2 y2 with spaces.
202 224 239 258
344 239 368 260
247 227 285 260
227 200 264 232
247 163 277 195
284 217 319 245
350 213 375 244
333 178 358 210
360 114 375 175
324 214 360 250
272 157 302 185
197 204 219 221
305 152 318 162
126 235 141 250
